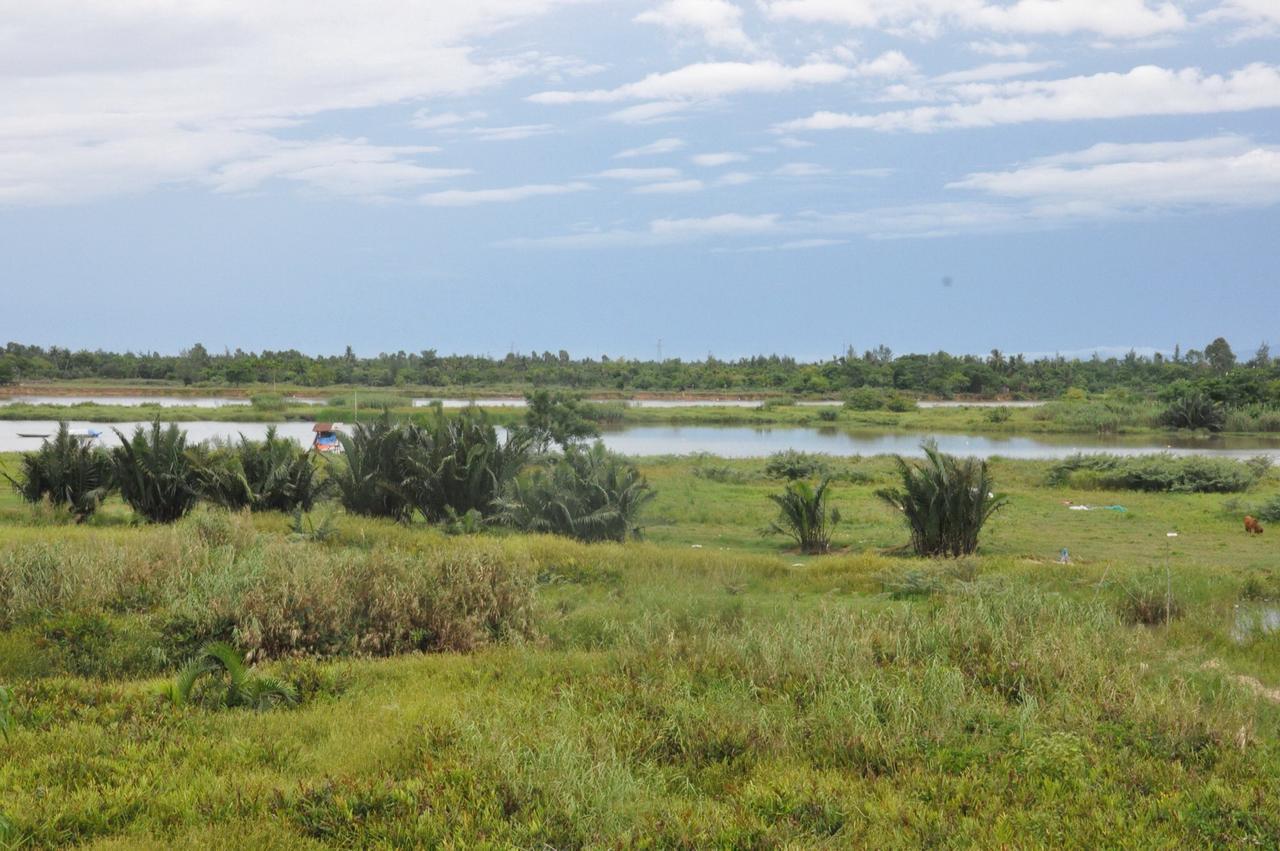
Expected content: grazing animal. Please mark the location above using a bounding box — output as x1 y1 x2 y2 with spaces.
1245 516 1264 535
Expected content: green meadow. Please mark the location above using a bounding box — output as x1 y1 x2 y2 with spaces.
1 449 1279 848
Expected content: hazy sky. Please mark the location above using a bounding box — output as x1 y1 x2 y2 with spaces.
1 1 1278 360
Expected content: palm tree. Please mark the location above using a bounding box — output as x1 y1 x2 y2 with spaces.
110 421 201 523
496 442 654 542
165 642 298 710
764 477 841 554
3 422 114 521
877 441 1006 557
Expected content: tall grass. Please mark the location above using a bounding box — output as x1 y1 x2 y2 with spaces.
877 441 1006 557
2 422 113 521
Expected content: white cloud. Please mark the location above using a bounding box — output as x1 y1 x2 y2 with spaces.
0 1 594 204
411 109 489 129
778 63 1280 133
419 181 592 206
1201 0 1280 38
774 161 831 176
649 212 780 235
529 61 857 104
615 137 687 158
635 0 755 52
762 0 1187 39
500 211 780 247
633 179 706 193
469 124 557 141
931 61 1058 84
950 137 1280 209
606 101 697 123
967 40 1035 57
718 171 758 185
209 139 465 198
692 151 749 166
592 167 684 180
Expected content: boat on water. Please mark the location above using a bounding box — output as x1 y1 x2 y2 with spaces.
312 423 344 453
16 428 102 443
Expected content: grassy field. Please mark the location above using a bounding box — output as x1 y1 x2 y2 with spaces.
1 452 1279 847
1 395 1263 440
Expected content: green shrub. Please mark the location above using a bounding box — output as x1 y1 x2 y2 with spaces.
764 477 841 554
249 393 286 411
496 442 654 543
326 392 407 411
523 390 601 447
843 388 915 412
764 450 830 480
877 442 1007 557
110 421 202 523
816 408 839 422
3 422 114 521
984 407 1012 424
197 427 326 513
1046 454 1258 494
692 462 752 484
1256 494 1280 523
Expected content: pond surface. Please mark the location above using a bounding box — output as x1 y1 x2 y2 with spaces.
2 420 1279 459
412 398 1042 409
0 395 327 408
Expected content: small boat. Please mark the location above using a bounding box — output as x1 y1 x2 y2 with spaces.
312 422 344 453
17 432 50 439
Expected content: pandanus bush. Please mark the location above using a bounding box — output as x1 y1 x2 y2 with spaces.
331 415 416 521
197 427 325 513
165 641 298 710
496 441 654 542
764 477 841 554
407 407 533 522
877 441 1007 557
3 422 114 521
110 421 202 523
1159 390 1225 432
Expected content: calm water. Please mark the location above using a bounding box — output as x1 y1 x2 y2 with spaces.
2 420 1278 459
0 395 326 408
413 398 1044 409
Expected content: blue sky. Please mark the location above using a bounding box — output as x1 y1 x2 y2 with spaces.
1 0 1278 360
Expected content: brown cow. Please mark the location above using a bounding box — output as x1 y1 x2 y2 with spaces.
1245 516 1264 535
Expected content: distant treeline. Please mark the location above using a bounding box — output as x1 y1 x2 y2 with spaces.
2 338 1277 402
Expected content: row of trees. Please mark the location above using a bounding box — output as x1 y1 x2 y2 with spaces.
3 338 1276 399
4 408 655 542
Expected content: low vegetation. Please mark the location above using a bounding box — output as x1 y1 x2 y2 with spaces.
1047 453 1265 493
1 442 1279 846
